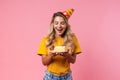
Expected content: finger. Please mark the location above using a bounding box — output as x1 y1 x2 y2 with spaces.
66 49 69 52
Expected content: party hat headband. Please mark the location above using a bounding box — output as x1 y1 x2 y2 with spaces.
62 8 74 19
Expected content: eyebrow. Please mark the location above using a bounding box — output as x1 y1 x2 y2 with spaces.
54 20 65 22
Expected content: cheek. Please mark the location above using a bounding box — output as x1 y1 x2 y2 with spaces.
63 25 67 29
53 25 57 29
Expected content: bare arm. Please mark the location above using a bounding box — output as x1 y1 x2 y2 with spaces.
68 54 76 63
41 53 56 65
62 52 81 64
62 53 76 63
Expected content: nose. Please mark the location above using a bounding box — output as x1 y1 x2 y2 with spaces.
58 23 62 28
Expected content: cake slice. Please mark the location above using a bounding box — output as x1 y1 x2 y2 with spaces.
53 46 66 53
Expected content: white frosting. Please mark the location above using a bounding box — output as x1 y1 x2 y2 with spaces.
53 46 66 52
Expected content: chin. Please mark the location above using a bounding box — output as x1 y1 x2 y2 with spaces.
56 30 65 36
58 34 63 36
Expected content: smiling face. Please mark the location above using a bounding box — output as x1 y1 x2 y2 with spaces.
53 16 67 37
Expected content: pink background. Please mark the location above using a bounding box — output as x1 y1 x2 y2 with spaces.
0 0 120 80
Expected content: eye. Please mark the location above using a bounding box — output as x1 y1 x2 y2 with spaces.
61 21 65 25
54 21 58 25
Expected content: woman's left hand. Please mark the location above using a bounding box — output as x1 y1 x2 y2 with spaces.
60 49 76 63
60 52 70 58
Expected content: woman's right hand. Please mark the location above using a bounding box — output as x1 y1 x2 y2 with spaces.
49 50 57 57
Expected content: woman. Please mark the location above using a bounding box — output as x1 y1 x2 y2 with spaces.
37 9 82 80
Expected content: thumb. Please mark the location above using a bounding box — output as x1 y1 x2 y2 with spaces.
66 49 69 52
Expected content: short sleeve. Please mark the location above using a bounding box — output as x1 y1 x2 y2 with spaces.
72 35 82 54
37 37 48 55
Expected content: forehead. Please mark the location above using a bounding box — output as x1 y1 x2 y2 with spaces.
54 16 65 22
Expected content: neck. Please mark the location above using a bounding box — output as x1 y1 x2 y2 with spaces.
55 34 62 38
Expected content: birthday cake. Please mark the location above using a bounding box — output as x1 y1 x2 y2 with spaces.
53 46 66 53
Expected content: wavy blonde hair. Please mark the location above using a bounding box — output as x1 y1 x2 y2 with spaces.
46 12 75 53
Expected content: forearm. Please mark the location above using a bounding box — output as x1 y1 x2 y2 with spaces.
42 54 53 65
67 54 76 63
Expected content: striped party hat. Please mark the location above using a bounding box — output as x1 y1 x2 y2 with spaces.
62 9 74 19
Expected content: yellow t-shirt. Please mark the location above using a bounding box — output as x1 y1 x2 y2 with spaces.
37 35 82 75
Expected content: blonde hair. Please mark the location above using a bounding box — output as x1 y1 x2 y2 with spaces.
46 12 75 53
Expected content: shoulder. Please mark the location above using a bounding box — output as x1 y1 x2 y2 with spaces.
41 35 49 41
71 33 80 43
71 33 78 39
39 36 49 44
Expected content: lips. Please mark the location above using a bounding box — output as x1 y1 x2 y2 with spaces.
57 28 63 33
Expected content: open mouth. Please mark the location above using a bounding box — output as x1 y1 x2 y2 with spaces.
57 28 63 33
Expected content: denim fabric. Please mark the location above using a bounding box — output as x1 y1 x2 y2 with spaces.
43 70 73 80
